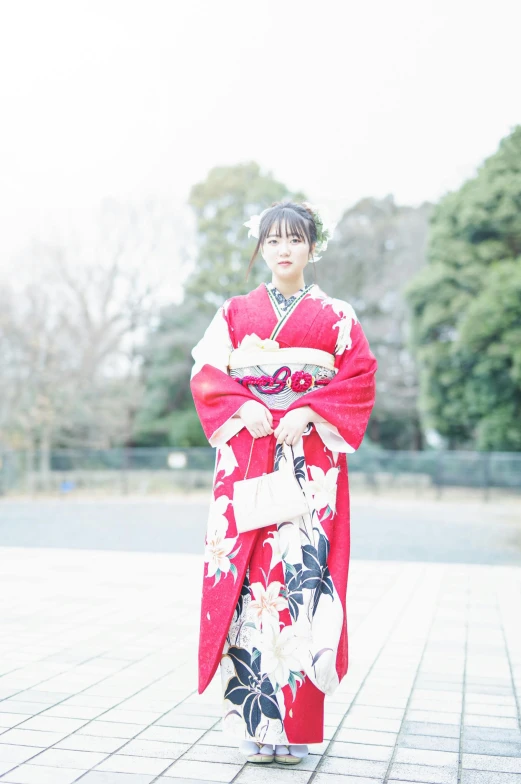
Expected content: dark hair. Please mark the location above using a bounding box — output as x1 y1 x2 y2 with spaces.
246 200 317 280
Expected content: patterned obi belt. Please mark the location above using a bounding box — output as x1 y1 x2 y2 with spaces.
228 335 336 408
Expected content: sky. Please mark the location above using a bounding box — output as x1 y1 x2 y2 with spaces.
1 0 520 296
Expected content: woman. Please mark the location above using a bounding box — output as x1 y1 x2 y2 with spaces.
190 201 377 764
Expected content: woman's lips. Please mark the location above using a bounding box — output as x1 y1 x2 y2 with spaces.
278 261 291 265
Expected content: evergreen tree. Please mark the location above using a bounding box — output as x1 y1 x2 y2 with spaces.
406 126 521 450
186 161 305 310
135 162 305 445
321 196 432 449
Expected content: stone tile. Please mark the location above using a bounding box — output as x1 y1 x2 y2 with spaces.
464 715 519 729
0 762 18 777
395 748 459 767
344 705 404 720
97 709 162 725
55 734 127 753
341 716 402 732
0 763 87 783
408 697 462 713
233 767 313 783
399 735 459 753
460 772 521 784
308 740 329 755
155 714 216 730
462 738 521 756
462 694 516 706
407 711 461 725
192 731 236 748
0 729 67 747
117 739 189 759
138 726 205 744
25 748 107 769
17 693 72 705
463 727 521 743
181 744 244 765
76 722 143 739
0 716 31 730
0 746 41 764
119 699 176 713
319 756 388 778
157 779 224 784
465 703 518 718
402 722 460 739
41 706 103 721
76 774 157 784
314 777 385 784
388 781 433 784
94 754 175 776
18 717 88 734
168 703 222 718
61 697 117 710
0 703 47 716
465 687 514 697
153 759 242 782
461 753 521 773
389 762 457 783
328 741 393 761
335 728 397 746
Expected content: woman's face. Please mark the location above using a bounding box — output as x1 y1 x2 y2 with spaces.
261 221 314 283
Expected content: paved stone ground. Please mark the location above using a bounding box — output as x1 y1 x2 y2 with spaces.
1 495 521 564
0 547 520 783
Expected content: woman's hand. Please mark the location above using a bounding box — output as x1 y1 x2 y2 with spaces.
273 407 313 446
238 400 274 438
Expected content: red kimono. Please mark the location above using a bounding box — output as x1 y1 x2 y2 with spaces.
190 282 376 745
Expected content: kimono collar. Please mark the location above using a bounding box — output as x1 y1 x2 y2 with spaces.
266 282 311 312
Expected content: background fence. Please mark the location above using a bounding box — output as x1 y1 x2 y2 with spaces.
0 446 520 500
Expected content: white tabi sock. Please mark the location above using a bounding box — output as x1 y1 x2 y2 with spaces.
239 740 274 756
277 744 308 758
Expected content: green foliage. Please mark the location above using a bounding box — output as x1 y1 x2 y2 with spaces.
321 195 432 449
135 162 305 446
186 161 306 310
406 126 521 450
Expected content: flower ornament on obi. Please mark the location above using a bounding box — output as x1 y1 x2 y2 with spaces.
238 334 280 352
290 370 313 392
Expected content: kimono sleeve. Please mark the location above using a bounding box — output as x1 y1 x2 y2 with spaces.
290 316 377 453
190 304 258 448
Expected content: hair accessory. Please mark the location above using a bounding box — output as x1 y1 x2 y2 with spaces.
304 202 336 262
243 204 336 263
243 209 268 240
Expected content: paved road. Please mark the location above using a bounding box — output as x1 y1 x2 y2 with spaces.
1 495 520 565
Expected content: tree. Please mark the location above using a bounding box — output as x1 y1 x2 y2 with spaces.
135 162 306 445
186 161 306 310
0 200 165 458
320 196 432 449
406 126 521 450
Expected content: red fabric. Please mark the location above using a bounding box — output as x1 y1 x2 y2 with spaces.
190 284 376 742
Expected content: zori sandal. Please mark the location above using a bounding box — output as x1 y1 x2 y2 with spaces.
239 740 274 764
274 744 309 765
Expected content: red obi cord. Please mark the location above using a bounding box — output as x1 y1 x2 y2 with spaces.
235 366 331 395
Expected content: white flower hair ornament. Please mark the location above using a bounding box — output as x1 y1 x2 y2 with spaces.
243 209 268 241
243 204 336 263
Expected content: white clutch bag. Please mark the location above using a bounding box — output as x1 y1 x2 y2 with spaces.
233 440 309 534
